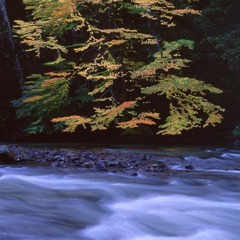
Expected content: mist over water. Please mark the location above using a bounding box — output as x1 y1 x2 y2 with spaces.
0 147 240 240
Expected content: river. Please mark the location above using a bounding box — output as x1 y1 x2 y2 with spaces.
0 146 240 240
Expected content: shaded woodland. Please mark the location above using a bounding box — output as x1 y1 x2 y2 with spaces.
0 0 239 145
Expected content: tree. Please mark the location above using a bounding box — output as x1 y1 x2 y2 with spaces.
0 0 23 98
12 0 224 136
0 0 24 138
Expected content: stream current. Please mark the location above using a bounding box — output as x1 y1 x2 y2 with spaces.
0 146 240 240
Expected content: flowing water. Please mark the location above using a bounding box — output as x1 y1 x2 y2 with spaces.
0 146 240 240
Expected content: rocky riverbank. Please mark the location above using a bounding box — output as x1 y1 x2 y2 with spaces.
0 144 184 176
1 144 240 177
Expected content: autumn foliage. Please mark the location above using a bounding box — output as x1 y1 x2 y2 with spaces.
12 0 224 136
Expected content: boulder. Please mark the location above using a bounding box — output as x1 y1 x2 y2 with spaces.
0 145 18 164
185 164 194 170
82 161 95 168
96 160 107 171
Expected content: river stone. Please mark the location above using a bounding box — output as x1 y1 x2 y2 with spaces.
130 172 138 176
185 164 194 170
82 161 95 168
107 161 119 167
96 160 107 171
0 145 18 164
51 161 59 167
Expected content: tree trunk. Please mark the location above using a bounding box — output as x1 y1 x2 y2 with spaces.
0 0 23 100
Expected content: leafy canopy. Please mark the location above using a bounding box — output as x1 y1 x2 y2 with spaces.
13 0 224 135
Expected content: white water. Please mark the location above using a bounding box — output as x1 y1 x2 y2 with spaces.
1 147 240 240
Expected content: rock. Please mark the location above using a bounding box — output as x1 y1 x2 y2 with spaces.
89 154 98 160
96 160 107 171
57 161 67 167
147 162 166 172
82 161 95 168
51 160 67 167
66 151 75 158
118 162 127 168
107 161 119 167
0 145 18 164
51 161 60 167
82 152 93 159
130 172 138 176
53 155 65 162
74 159 84 164
0 145 173 176
149 163 159 168
142 154 147 161
131 154 146 162
185 164 194 170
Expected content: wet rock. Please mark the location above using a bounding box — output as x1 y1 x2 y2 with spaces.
107 161 119 167
82 161 95 168
118 162 127 168
48 150 58 157
127 165 136 170
89 154 98 161
82 152 93 159
44 155 53 162
53 155 60 161
0 145 18 164
150 163 159 168
142 154 147 161
147 162 166 172
96 160 107 171
51 161 60 167
148 167 154 172
74 159 84 166
53 155 65 162
185 164 194 170
130 172 138 176
66 152 75 158
58 161 67 167
6 145 175 176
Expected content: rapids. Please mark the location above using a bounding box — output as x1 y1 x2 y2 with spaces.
0 146 240 240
